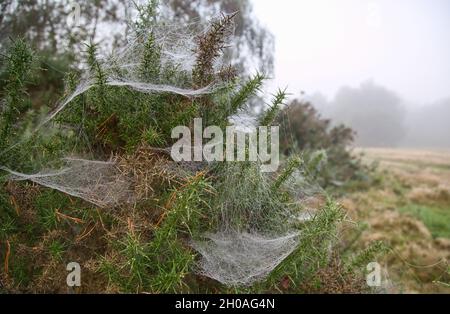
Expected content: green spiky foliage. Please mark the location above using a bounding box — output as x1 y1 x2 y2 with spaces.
276 100 373 190
0 39 78 174
0 4 377 294
259 88 287 127
0 39 34 156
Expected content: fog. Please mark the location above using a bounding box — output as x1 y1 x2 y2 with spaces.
304 81 450 149
404 98 450 148
252 0 450 148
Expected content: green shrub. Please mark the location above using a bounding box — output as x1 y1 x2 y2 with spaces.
277 100 371 188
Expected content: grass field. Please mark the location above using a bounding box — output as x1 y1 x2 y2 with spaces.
341 148 450 293
360 148 450 175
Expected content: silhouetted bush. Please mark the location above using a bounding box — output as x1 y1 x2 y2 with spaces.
277 100 370 187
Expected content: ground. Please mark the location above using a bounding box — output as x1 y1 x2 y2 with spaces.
341 148 450 293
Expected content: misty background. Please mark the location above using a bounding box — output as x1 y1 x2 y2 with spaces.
252 0 450 149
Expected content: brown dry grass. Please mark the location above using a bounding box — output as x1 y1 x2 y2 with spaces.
299 255 368 294
357 147 450 167
342 147 450 293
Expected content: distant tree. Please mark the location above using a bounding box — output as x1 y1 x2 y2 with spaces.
404 98 450 148
0 0 123 54
331 81 406 147
0 0 125 105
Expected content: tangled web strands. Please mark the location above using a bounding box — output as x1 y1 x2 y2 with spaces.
1 147 194 208
192 231 300 286
1 158 134 208
34 16 236 133
191 164 320 286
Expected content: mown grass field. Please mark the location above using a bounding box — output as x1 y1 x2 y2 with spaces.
341 148 450 293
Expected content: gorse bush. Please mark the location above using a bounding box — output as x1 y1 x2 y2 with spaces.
0 2 380 293
0 39 35 155
277 100 372 189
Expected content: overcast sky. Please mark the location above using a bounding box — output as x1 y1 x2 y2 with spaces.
252 0 450 106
